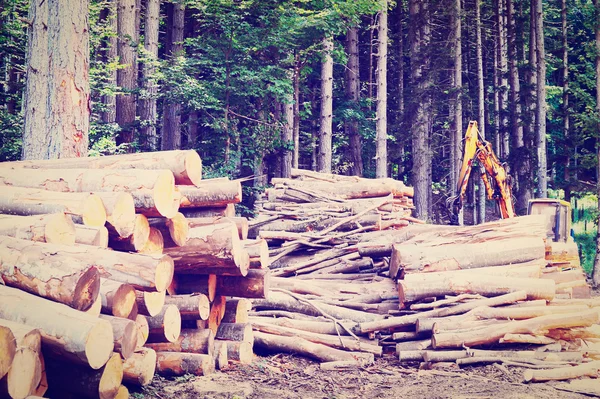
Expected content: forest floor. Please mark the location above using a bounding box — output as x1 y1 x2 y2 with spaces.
136 354 593 399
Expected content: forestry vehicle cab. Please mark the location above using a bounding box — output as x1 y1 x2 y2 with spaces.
446 121 572 243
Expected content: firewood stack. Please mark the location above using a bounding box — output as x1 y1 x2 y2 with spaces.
0 150 267 398
249 170 598 384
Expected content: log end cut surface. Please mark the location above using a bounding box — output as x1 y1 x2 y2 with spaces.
185 151 203 186
153 171 177 219
85 319 116 370
82 194 108 227
7 347 42 399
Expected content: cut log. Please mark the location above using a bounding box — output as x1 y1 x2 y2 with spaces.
248 316 352 336
138 227 164 255
0 186 107 227
145 329 214 355
398 275 555 306
222 299 251 324
85 296 103 317
98 315 137 359
469 305 589 320
0 213 76 245
99 279 136 318
130 187 181 219
251 320 381 355
6 347 42 399
432 310 600 348
163 223 248 274
0 235 100 310
523 361 600 382
215 323 254 344
253 331 374 365
164 294 210 320
146 305 181 343
186 216 248 241
216 269 270 298
100 192 137 238
179 204 235 218
0 326 16 379
207 296 226 334
359 290 528 334
217 340 253 364
134 315 149 350
122 348 156 386
135 289 166 317
403 264 544 284
149 212 189 248
45 352 123 399
177 180 242 207
168 274 216 302
155 352 215 377
75 225 109 248
108 214 150 252
212 341 229 370
4 150 202 186
499 334 557 345
0 285 114 369
244 239 269 269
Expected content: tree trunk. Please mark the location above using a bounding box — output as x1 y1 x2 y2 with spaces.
293 54 301 168
21 0 49 160
345 27 363 177
535 0 547 197
116 0 137 149
450 0 462 197
281 74 294 178
101 2 117 124
161 2 185 150
0 213 76 246
561 0 570 198
496 0 508 158
139 0 160 150
317 37 334 173
376 2 388 178
476 0 486 224
593 0 600 288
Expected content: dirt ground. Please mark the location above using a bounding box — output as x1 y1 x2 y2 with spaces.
133 354 595 399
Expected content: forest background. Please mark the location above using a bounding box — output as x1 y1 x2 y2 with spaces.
0 0 599 274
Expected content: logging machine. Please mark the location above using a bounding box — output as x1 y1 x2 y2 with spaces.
446 120 572 244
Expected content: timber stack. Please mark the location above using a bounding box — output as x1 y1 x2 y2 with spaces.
0 150 266 398
250 170 598 385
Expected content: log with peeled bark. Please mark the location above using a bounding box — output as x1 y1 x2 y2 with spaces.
0 213 76 245
212 341 229 370
138 227 164 255
164 294 210 320
134 315 149 350
222 299 251 324
179 203 236 218
248 316 353 336
253 214 382 237
403 264 544 285
135 291 167 317
145 329 214 355
251 320 381 355
0 167 177 220
146 304 181 343
523 361 600 382
163 223 248 275
149 212 189 247
0 236 100 310
108 214 150 252
44 352 123 399
467 304 590 321
358 290 528 334
75 225 109 248
129 187 181 219
0 285 114 369
217 340 253 364
168 274 216 301
432 309 600 349
99 279 136 318
3 149 202 186
0 186 107 227
187 216 249 241
177 180 242 207
208 296 226 334
98 315 137 359
0 320 41 353
155 352 215 377
253 331 374 365
390 237 547 278
398 275 555 306
122 348 156 386
0 326 16 379
244 239 269 269
4 347 42 399
215 323 254 344
499 334 557 345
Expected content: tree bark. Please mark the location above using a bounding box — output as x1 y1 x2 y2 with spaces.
155 352 215 376
376 2 388 178
450 0 462 197
535 0 548 197
116 0 137 149
496 0 509 158
21 0 49 160
293 54 301 168
281 76 294 178
177 180 242 207
345 27 363 176
0 213 76 246
101 2 117 124
161 2 185 150
476 0 486 224
561 0 570 198
139 0 160 150
145 329 214 354
593 0 600 288
317 37 334 173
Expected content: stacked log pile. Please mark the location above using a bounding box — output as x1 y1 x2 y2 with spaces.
250 170 599 384
0 150 267 398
